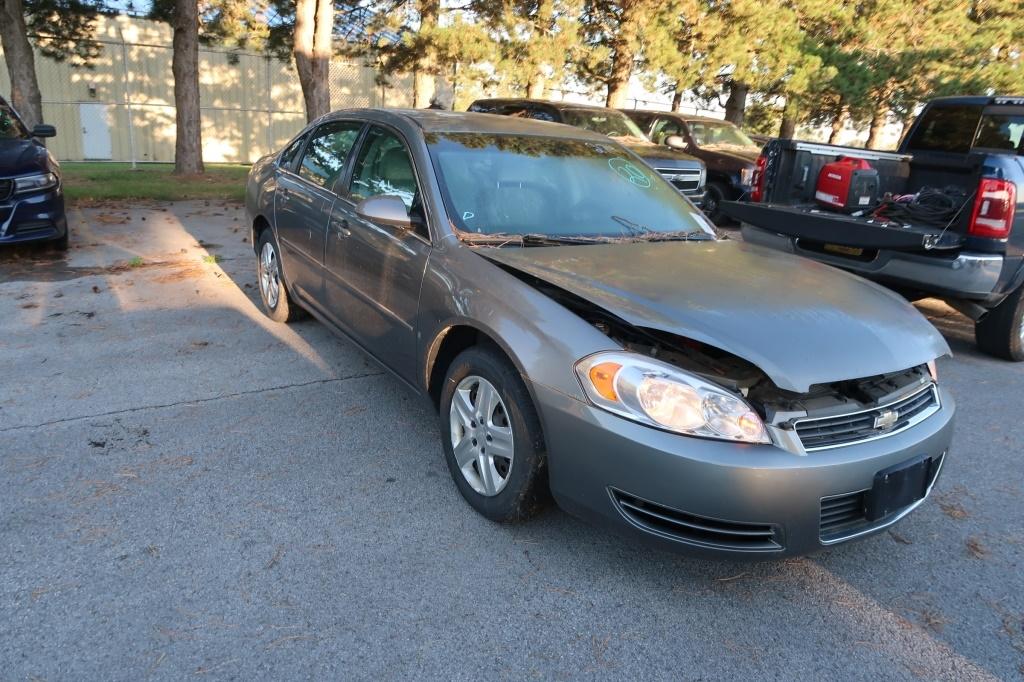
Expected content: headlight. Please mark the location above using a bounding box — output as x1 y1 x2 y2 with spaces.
14 172 58 194
575 351 770 444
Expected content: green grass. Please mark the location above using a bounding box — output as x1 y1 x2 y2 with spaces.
61 162 249 203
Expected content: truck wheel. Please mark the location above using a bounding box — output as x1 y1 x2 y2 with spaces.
975 286 1024 361
703 183 729 225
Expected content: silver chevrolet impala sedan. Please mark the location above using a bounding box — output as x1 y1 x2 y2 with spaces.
245 109 955 558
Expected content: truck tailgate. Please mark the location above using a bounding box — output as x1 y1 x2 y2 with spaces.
721 201 965 252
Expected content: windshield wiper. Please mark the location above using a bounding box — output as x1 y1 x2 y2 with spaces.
637 229 715 242
457 232 606 247
611 215 653 236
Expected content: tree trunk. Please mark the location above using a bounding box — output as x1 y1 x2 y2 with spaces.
778 97 797 138
293 0 332 121
723 81 748 126
171 0 203 175
671 88 683 112
865 102 889 149
0 0 43 129
526 76 546 99
413 0 439 108
828 99 847 144
604 0 638 108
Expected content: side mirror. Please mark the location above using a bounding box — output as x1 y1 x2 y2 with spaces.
31 124 57 138
665 135 687 150
355 195 412 230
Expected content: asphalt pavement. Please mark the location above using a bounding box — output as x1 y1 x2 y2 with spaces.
1 202 1021 680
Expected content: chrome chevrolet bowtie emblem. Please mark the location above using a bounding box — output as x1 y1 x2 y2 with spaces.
874 410 899 430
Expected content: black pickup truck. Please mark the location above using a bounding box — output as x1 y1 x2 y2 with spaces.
724 96 1024 361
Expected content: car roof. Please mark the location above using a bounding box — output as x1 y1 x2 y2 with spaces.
469 98 626 113
626 110 731 124
321 107 610 140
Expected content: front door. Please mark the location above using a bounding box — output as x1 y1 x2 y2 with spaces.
274 120 363 301
323 125 431 381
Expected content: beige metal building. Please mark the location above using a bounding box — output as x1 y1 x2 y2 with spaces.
0 15 414 164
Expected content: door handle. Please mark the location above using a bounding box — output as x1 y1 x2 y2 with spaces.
331 217 351 237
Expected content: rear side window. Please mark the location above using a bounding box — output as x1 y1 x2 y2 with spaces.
905 105 982 153
973 112 1024 152
297 121 363 189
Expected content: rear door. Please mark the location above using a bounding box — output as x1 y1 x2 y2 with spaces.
274 120 363 302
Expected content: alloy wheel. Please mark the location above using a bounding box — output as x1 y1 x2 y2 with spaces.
259 241 281 309
449 375 515 497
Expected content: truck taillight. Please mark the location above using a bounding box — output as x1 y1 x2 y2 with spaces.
968 178 1016 239
750 155 767 202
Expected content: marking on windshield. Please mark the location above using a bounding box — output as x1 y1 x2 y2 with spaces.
463 211 475 220
608 157 651 188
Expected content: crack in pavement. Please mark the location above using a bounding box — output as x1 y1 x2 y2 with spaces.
0 371 385 433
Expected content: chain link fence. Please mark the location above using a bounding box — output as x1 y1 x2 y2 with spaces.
0 16 412 164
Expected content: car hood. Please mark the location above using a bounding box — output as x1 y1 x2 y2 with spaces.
696 143 761 166
613 137 702 165
0 138 47 177
479 240 950 392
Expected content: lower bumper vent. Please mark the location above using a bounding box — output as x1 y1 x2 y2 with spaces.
611 489 781 551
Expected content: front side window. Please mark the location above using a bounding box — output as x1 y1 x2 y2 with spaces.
0 100 29 140
426 133 712 239
297 121 363 189
349 127 418 208
686 121 756 148
651 117 685 145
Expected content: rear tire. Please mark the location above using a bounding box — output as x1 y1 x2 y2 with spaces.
256 229 305 323
975 286 1024 361
439 346 549 522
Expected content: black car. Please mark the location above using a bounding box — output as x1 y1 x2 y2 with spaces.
467 99 707 207
623 110 761 224
0 96 66 249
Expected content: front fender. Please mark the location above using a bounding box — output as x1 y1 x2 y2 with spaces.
417 241 619 402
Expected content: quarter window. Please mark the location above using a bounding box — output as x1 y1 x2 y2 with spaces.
297 121 363 189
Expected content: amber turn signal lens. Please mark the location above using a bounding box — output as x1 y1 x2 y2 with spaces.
589 362 622 402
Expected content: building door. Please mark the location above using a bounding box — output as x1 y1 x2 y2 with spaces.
80 103 112 159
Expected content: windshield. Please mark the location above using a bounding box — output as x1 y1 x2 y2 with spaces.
0 101 29 140
687 121 756 148
426 133 714 240
560 109 647 140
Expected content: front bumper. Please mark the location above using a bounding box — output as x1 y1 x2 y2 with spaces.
742 225 1002 300
0 188 67 245
536 382 955 559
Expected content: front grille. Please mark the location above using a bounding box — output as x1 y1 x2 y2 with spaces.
819 491 868 540
794 384 940 451
819 452 945 543
0 179 12 201
11 220 53 236
611 489 781 551
655 167 702 193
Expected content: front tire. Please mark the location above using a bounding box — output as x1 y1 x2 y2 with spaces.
703 182 730 225
256 230 304 323
439 346 549 522
975 285 1024 361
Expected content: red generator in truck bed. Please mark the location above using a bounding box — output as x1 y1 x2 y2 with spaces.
815 157 880 212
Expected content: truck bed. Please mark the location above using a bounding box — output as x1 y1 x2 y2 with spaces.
723 201 965 252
